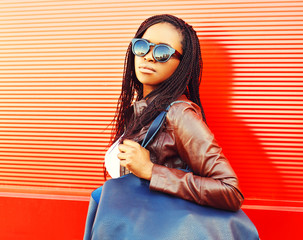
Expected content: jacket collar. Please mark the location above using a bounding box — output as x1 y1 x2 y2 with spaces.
133 94 190 118
133 99 147 119
132 94 158 119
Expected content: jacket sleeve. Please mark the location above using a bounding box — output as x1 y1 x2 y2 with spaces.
149 103 244 211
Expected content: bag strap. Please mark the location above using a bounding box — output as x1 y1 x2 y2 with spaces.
141 110 167 148
141 101 191 148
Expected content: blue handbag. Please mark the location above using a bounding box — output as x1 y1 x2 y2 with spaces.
91 173 259 240
84 102 259 240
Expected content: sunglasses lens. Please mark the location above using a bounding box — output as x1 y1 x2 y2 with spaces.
154 45 171 62
133 40 149 56
132 39 176 62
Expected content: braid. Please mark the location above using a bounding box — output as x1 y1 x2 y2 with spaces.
112 14 206 143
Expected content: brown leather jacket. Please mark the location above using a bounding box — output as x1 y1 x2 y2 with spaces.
129 95 244 211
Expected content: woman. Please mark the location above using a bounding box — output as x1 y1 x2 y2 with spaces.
110 14 244 212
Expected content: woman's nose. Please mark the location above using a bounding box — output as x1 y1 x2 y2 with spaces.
144 50 155 62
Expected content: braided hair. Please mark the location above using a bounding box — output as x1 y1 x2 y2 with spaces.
113 14 206 142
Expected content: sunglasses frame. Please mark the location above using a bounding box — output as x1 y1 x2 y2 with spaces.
131 38 182 63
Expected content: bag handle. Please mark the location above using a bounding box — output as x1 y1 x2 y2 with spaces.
141 101 191 148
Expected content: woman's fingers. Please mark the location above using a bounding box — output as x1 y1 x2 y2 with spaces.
118 140 140 155
117 152 127 160
119 159 126 167
118 152 128 168
122 139 140 147
117 143 128 153
116 139 153 180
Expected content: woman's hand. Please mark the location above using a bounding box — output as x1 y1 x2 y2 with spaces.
117 139 154 180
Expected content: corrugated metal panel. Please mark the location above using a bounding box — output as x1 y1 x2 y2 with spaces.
0 0 302 209
195 0 303 207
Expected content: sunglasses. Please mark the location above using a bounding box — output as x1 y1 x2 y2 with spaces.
131 38 182 63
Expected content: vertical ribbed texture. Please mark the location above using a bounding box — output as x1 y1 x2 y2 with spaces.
0 0 302 209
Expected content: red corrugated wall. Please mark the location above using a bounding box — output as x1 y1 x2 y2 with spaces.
0 0 302 239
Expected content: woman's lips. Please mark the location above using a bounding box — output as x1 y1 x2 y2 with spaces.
138 65 156 74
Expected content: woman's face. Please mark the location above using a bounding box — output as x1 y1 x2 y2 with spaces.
134 22 183 97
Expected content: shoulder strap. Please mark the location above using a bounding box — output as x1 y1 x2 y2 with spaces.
141 110 167 148
141 101 190 148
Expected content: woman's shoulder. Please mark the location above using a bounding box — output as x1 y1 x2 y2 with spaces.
165 96 213 141
169 95 202 114
166 95 203 124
